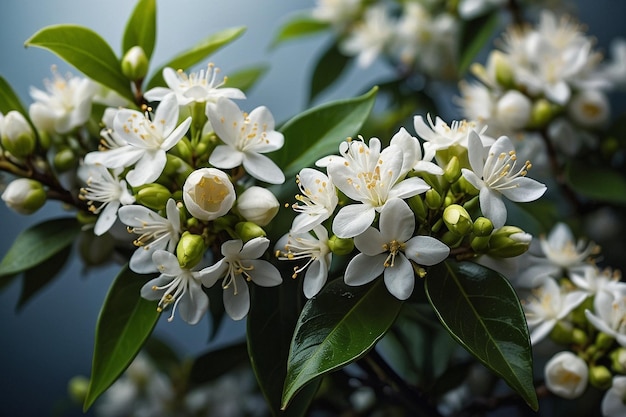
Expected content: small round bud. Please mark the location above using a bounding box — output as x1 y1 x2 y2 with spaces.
488 50 514 88
183 168 235 221
572 328 589 347
441 230 463 247
529 98 556 128
237 186 279 226
544 351 588 399
407 194 427 221
176 231 205 269
235 221 266 242
121 46 149 81
443 156 461 183
172 137 193 164
596 332 615 350
568 89 610 128
610 348 626 374
495 90 532 130
549 321 574 345
53 148 77 172
589 365 613 390
487 226 532 258
473 217 494 237
1 111 36 158
470 235 490 252
67 376 89 404
328 235 354 256
135 183 172 211
425 189 442 209
1 178 46 214
443 204 473 236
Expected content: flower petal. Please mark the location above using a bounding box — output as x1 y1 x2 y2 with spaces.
344 253 386 286
383 254 414 300
209 144 244 169
379 199 414 243
303 260 328 298
248 260 282 287
223 275 250 320
177 277 208 325
332 204 376 238
126 149 166 187
242 152 285 184
499 177 547 202
404 236 450 266
479 187 507 229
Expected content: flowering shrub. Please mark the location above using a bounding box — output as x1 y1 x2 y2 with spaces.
1 0 626 416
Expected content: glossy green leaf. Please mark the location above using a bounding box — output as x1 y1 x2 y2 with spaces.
247 275 320 416
282 278 403 410
146 26 246 89
425 261 538 410
309 41 351 104
25 25 134 102
189 341 249 387
223 64 269 92
0 76 28 115
271 15 328 49
0 218 80 277
17 245 72 310
83 265 160 410
565 161 626 205
458 12 500 76
122 0 157 59
272 86 377 196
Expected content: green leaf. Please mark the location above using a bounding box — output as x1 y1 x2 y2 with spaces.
146 26 246 89
0 218 80 277
272 86 377 197
565 161 626 205
308 41 352 104
223 64 269 92
83 265 160 410
282 278 403 410
0 75 28 115
458 12 500 76
271 15 329 49
425 261 538 410
17 244 72 310
25 25 134 102
122 0 157 59
189 341 249 387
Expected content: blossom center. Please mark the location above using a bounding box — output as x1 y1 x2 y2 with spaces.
484 149 532 190
382 240 406 268
195 175 230 212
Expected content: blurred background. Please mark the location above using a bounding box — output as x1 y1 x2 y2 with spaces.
0 0 623 416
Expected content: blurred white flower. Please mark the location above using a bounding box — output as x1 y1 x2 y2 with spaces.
1 178 46 215
340 4 394 67
141 249 209 324
344 198 449 300
602 376 626 417
567 89 610 128
312 0 362 28
28 67 97 134
600 38 626 89
544 351 588 399
118 198 182 274
182 167 236 221
388 127 443 175
291 168 338 234
201 237 282 320
461 132 547 228
585 281 626 347
207 98 285 184
276 225 332 298
458 0 505 19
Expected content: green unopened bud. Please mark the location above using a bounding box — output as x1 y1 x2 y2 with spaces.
1 110 35 157
1 178 46 214
596 332 615 350
572 328 589 347
589 365 613 390
529 98 556 128
443 156 461 183
121 46 149 81
425 189 442 209
571 296 594 326
68 376 89 404
610 348 626 374
328 235 354 255
441 230 463 247
236 221 267 242
470 235 491 252
550 321 574 345
458 176 479 196
407 194 427 221
489 50 514 88
135 183 172 211
176 231 205 269
53 148 77 172
473 217 494 237
172 137 193 164
487 226 532 258
443 204 473 236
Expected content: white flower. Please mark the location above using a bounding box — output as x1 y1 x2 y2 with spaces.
200 237 282 320
312 0 362 28
461 132 547 229
85 93 192 187
569 267 619 296
458 0 505 19
183 168 236 221
340 4 394 67
276 225 332 298
567 89 610 128
523 277 587 344
388 127 443 175
600 38 626 89
118 199 182 273
290 168 338 234
143 63 245 106
141 250 209 324
344 198 449 300
602 376 626 417
28 67 97 134
585 282 626 347
544 351 588 399
321 137 430 238
236 186 279 226
79 164 135 236
494 90 532 131
207 98 285 184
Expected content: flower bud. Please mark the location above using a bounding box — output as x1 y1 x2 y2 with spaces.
237 186 279 226
495 90 532 130
425 189 442 209
235 221 267 242
443 204 473 236
183 167 235 221
407 194 427 222
488 50 514 88
529 98 556 128
589 365 613 390
53 148 77 172
550 321 574 345
443 156 461 183
470 235 490 252
572 328 589 347
328 235 354 256
568 89 610 128
135 183 172 211
176 231 205 269
121 46 149 81
1 178 46 214
610 348 626 374
473 217 494 237
1 111 35 158
596 332 615 350
544 351 588 399
487 226 532 258
441 230 463 247
172 136 193 164
67 376 89 404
